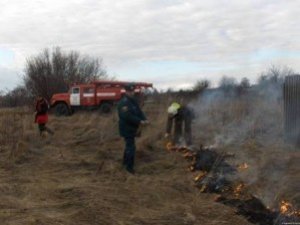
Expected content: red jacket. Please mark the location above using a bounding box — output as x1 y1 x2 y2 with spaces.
35 114 48 124
35 98 49 124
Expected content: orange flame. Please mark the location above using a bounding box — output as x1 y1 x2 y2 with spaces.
234 183 245 197
199 184 207 193
280 200 300 216
281 201 290 214
238 163 249 170
166 142 173 151
189 165 195 172
194 171 207 182
165 142 192 153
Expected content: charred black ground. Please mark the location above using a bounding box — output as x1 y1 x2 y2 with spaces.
168 144 300 225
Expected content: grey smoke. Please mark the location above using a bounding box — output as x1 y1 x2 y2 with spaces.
189 72 298 208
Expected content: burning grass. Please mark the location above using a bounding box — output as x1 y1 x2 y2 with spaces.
280 200 300 217
0 92 299 225
0 108 253 225
164 142 300 225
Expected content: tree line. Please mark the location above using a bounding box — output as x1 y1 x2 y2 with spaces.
0 47 107 107
0 46 296 107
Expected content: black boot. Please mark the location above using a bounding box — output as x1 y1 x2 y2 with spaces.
126 167 135 174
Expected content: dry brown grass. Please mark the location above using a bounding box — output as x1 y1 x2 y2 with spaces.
190 92 299 210
0 108 34 161
0 97 298 224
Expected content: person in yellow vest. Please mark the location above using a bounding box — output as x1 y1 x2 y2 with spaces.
165 102 194 147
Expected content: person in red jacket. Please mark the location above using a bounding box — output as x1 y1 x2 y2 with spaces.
35 96 54 136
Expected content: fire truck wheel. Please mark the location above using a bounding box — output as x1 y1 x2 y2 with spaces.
55 103 70 116
99 102 112 114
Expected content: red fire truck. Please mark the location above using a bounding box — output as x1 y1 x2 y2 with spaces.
50 80 153 116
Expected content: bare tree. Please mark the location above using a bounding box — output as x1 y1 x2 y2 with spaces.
193 79 210 92
219 76 237 92
258 65 294 86
0 86 31 107
234 77 251 96
256 65 295 102
239 77 250 89
24 47 107 100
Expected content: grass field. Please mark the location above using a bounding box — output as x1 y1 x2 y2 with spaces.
0 93 299 225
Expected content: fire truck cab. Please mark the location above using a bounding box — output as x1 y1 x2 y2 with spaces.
50 80 153 116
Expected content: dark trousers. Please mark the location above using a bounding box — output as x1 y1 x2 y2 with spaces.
173 119 192 145
123 137 136 171
38 124 54 136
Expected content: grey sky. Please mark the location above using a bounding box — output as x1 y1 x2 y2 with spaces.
0 0 299 90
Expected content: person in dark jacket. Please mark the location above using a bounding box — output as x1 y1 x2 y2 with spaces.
165 102 194 147
35 97 54 137
118 83 149 174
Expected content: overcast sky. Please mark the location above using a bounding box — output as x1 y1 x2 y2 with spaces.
0 0 300 91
